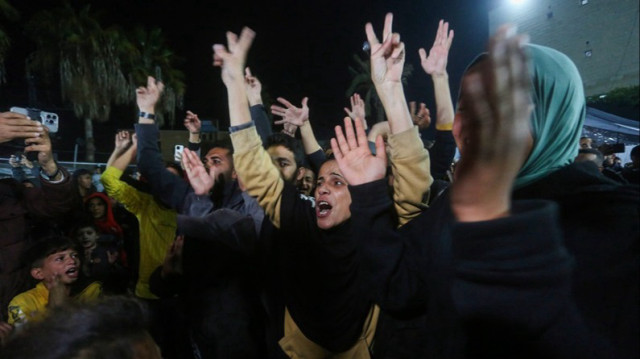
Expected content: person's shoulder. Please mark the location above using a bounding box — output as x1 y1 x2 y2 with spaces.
76 281 103 302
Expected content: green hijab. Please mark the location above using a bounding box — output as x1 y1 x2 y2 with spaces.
516 44 586 188
462 44 586 188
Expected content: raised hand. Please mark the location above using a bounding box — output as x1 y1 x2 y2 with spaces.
24 127 58 177
282 123 298 137
212 27 256 87
343 93 367 129
419 20 454 77
184 111 201 134
365 13 405 88
45 274 67 307
450 25 532 222
331 117 387 186
244 67 263 106
0 112 43 144
409 101 431 130
181 148 215 195
20 154 34 169
114 130 132 152
136 76 165 114
271 97 309 128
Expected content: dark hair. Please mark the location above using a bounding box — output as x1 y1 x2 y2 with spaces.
0 296 152 359
201 138 234 157
72 168 92 179
631 145 639 159
265 133 305 167
23 236 79 269
577 148 604 166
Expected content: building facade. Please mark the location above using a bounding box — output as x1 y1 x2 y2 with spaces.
489 0 639 97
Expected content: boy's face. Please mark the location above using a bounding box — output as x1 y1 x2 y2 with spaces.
32 249 81 285
76 226 100 250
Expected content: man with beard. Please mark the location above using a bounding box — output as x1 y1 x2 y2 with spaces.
134 77 267 358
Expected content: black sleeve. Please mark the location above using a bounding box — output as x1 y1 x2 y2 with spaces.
135 123 191 213
250 104 273 144
452 200 615 358
349 179 429 314
307 149 326 174
187 141 200 152
429 130 456 180
176 209 258 255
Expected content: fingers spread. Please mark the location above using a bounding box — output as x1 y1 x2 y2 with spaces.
277 97 294 108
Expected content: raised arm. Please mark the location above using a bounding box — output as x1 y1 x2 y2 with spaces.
366 13 431 226
134 76 192 212
419 20 455 132
343 93 368 130
184 110 202 154
245 67 274 143
106 131 135 171
102 132 148 214
271 96 326 172
419 20 457 179
214 28 287 227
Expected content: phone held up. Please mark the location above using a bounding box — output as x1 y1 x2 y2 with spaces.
174 145 185 162
10 107 59 133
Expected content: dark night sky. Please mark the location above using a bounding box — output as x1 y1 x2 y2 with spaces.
1 0 491 160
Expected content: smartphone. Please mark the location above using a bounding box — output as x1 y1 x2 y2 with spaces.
174 145 185 162
10 107 59 133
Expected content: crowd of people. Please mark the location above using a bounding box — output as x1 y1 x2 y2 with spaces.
0 13 638 359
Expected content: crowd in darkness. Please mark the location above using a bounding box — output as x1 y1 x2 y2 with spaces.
0 13 638 359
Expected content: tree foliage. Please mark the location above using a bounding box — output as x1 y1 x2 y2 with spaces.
0 0 19 83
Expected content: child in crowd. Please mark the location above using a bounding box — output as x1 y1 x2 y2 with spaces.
7 237 102 330
72 223 127 293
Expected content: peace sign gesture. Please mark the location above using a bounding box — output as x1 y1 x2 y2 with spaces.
365 13 405 88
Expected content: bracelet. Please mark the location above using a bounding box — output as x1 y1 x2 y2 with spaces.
41 167 60 180
139 111 156 120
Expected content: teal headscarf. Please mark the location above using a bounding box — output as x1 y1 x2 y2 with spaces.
461 44 586 189
515 44 586 188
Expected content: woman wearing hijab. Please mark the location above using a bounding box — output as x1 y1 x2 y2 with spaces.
337 22 638 358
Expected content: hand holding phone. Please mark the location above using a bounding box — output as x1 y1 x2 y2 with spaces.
10 107 59 133
174 145 185 162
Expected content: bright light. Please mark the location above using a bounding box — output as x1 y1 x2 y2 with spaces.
509 0 525 4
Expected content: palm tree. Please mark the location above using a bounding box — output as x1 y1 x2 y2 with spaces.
0 0 18 84
25 4 185 160
25 3 132 161
345 53 413 124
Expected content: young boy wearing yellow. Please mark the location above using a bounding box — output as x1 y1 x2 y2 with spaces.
7 237 102 329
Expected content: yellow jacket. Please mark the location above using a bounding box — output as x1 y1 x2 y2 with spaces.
8 281 102 327
101 167 177 299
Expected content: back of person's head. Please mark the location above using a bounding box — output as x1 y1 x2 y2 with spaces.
461 44 584 189
23 236 79 270
0 296 159 359
576 148 604 168
72 168 92 179
265 133 305 168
